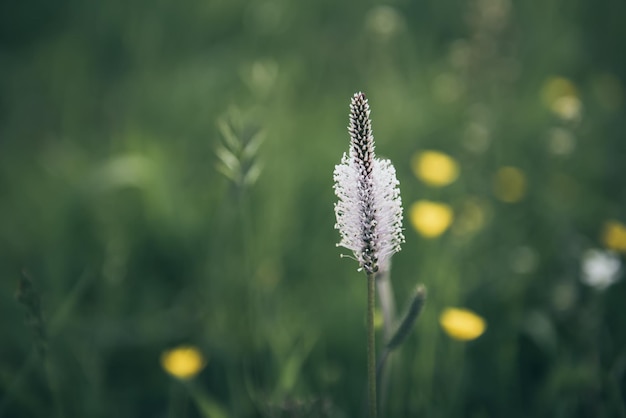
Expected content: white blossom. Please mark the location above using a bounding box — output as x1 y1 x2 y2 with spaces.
581 249 622 291
333 92 404 274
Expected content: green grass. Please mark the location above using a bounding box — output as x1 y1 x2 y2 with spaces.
1 0 626 416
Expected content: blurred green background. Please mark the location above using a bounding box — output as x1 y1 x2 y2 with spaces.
2 0 626 417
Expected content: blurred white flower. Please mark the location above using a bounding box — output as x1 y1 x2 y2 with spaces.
581 249 622 290
333 92 404 274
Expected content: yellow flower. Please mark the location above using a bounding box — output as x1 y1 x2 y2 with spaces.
161 345 206 380
410 201 454 238
602 220 626 253
493 166 526 203
439 308 486 341
411 151 459 187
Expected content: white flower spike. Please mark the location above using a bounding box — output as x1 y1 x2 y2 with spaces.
333 92 405 274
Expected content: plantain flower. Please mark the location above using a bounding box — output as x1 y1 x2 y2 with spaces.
333 92 404 274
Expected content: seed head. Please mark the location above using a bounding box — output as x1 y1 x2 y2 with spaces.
333 92 404 274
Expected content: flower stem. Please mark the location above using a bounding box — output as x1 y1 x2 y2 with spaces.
367 272 377 418
375 270 394 411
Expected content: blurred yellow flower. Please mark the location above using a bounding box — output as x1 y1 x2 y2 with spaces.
493 166 526 203
541 77 582 120
440 308 486 341
602 220 626 253
410 201 454 238
411 151 459 187
161 346 206 380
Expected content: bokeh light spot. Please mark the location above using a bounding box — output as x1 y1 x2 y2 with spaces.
493 166 526 203
410 201 454 238
248 59 279 93
510 246 539 274
546 128 575 156
602 220 626 253
541 77 582 120
462 122 491 154
449 39 472 69
542 77 577 105
433 73 464 103
244 1 288 35
551 281 577 312
93 154 154 190
591 73 623 110
439 308 486 341
411 150 459 187
551 96 582 120
366 6 403 37
453 198 489 236
161 345 206 380
581 248 622 290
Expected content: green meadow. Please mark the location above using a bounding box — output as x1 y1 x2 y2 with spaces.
1 0 625 416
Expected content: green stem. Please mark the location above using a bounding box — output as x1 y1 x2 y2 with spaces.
367 273 377 418
375 270 395 411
